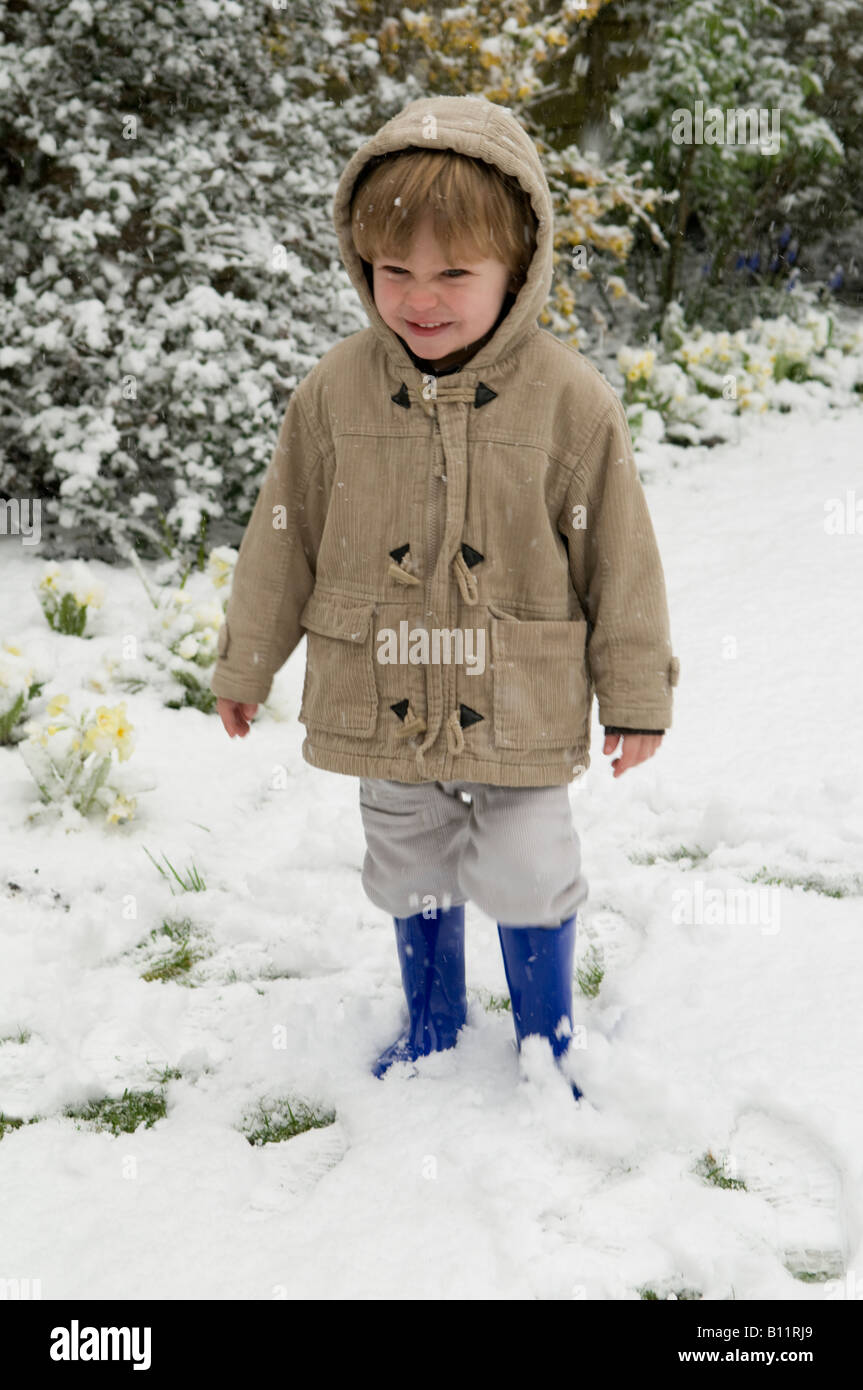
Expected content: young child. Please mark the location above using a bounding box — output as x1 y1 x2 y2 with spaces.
212 95 679 1102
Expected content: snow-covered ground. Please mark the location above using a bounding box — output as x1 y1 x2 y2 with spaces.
1 398 862 1300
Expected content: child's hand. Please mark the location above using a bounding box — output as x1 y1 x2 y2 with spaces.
218 697 258 738
603 731 663 778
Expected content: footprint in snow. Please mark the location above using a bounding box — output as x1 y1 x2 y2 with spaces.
726 1107 850 1284
245 1121 349 1215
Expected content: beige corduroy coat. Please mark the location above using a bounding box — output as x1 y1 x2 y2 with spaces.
210 95 680 787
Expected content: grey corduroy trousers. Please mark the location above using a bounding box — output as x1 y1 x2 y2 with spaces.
358 777 589 927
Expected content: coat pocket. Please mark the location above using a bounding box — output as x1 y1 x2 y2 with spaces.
298 591 378 737
489 605 590 750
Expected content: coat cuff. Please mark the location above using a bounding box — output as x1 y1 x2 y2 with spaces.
604 726 665 736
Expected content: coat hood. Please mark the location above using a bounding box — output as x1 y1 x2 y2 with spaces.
332 95 555 374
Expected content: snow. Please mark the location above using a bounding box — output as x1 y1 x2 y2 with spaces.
1 401 862 1299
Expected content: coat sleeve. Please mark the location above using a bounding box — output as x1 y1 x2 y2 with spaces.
559 393 680 729
210 387 330 706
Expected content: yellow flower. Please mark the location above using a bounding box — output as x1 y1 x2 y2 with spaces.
2 643 22 657
623 349 654 384
46 694 70 717
72 583 105 610
38 563 61 592
106 793 137 825
207 547 237 590
192 601 224 633
82 703 134 762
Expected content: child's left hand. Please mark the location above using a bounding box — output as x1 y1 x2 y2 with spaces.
603 731 663 778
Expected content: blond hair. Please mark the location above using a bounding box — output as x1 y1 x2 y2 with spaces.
350 146 538 290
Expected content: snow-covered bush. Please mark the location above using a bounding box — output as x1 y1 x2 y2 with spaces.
18 696 145 828
0 0 379 567
35 561 106 636
613 0 844 310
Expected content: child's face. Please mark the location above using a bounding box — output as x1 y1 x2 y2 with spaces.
371 211 516 359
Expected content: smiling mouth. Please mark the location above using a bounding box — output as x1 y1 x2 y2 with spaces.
405 320 452 330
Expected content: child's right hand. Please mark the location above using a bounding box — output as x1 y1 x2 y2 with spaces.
217 697 258 738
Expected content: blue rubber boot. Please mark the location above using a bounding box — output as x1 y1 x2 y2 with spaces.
373 904 467 1078
496 914 582 1100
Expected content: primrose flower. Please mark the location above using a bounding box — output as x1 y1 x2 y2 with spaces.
192 601 223 632
82 703 134 762
206 546 237 590
72 580 106 610
46 693 70 717
0 649 34 693
618 346 656 382
105 793 137 826
86 656 122 693
35 560 106 636
38 563 62 593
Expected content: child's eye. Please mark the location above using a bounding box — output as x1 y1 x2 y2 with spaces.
379 266 468 278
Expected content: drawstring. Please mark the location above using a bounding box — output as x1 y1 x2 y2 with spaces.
409 707 464 772
445 709 465 755
452 550 478 605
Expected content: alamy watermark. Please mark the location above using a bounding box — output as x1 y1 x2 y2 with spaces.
824 490 863 534
672 880 781 935
0 1276 42 1299
49 1320 151 1370
376 622 486 676
671 101 781 156
0 497 41 545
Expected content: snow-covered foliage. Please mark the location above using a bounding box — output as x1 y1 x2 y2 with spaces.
612 0 845 308
779 0 863 220
35 560 106 636
0 0 384 565
86 545 239 714
618 295 863 447
18 694 146 829
0 642 49 745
